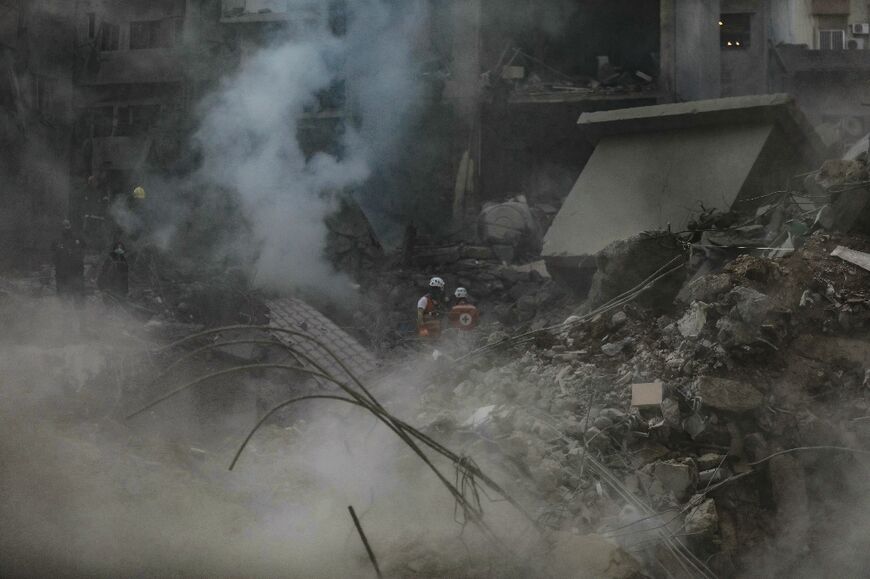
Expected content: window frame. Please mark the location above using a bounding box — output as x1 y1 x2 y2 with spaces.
720 13 752 50
819 28 846 50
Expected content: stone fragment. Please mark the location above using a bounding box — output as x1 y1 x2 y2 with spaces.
653 458 698 500
698 467 730 486
730 286 772 325
601 341 623 356
677 301 708 338
694 376 764 413
697 453 727 471
683 273 732 303
660 397 682 429
683 413 707 439
684 497 719 537
610 310 628 328
462 405 496 428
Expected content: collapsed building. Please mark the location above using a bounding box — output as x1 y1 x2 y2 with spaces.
542 94 826 292
7 1 870 578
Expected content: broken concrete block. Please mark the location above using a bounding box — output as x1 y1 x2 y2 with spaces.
610 310 628 328
697 453 727 471
660 397 682 429
698 466 730 486
694 376 764 413
715 316 756 347
653 458 698 500
631 381 664 408
677 301 709 338
683 413 706 439
601 341 624 356
547 532 643 579
587 233 685 310
729 286 772 326
831 245 870 273
684 497 719 537
685 273 733 302
462 405 496 429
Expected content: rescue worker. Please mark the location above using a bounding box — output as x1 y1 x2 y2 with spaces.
448 287 480 331
51 220 86 299
417 276 446 339
97 241 129 298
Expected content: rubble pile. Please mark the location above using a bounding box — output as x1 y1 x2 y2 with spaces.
354 253 571 353
489 49 657 101
413 231 870 577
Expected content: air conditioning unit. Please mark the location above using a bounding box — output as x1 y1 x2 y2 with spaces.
851 23 870 35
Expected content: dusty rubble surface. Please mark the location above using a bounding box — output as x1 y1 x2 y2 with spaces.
0 284 573 578
7 224 870 578
401 231 870 578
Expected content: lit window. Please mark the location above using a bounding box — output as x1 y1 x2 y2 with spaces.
720 13 751 49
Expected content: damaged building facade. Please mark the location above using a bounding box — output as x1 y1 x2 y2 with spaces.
7 2 870 578
664 0 870 145
69 0 349 239
6 1 870 254
0 0 75 268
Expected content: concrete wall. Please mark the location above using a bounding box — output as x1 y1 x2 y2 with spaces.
661 0 721 102
0 0 76 268
770 0 870 47
721 0 769 96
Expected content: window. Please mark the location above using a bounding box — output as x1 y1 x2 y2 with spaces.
98 22 119 51
720 13 751 49
130 19 179 50
87 13 96 40
819 29 846 49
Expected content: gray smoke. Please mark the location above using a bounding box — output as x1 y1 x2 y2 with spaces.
114 1 428 297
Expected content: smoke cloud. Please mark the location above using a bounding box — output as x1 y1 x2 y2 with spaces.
115 1 428 297
0 293 540 577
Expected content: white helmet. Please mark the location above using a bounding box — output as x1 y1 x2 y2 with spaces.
429 276 445 289
455 287 468 299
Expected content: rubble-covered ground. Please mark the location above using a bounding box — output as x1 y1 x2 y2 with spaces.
393 231 870 578
7 155 870 577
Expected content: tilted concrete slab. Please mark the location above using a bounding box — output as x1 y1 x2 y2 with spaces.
543 94 824 260
576 93 825 160
543 123 772 258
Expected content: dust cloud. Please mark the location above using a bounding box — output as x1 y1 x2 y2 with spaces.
111 0 428 301
0 292 538 578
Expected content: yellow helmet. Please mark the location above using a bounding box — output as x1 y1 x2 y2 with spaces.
133 186 146 199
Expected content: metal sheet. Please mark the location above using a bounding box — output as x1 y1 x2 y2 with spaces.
542 123 773 258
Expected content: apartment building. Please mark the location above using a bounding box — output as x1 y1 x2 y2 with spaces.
0 0 75 266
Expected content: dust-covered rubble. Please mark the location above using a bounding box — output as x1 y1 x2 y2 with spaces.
411 230 870 577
